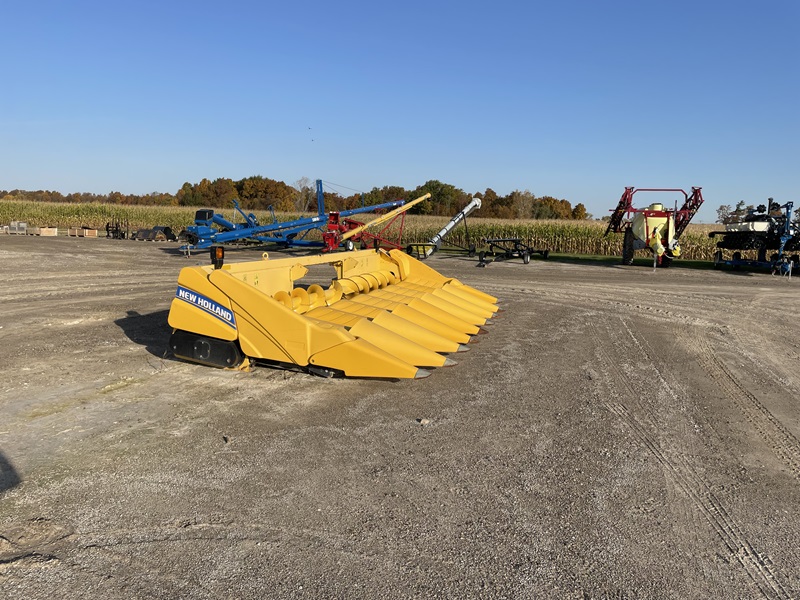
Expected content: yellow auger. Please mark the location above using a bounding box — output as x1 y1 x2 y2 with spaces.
167 248 499 379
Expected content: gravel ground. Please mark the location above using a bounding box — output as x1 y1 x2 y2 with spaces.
1 234 799 599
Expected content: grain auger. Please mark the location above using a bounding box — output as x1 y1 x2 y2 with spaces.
167 247 499 379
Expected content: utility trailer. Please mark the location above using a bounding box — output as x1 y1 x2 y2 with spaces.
477 238 549 266
178 180 403 251
605 186 704 267
708 200 799 275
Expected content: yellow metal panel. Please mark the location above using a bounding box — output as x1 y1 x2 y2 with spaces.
209 270 356 366
429 288 496 320
349 319 450 368
414 293 488 326
440 284 499 313
390 304 472 344
327 300 382 319
168 266 237 341
309 338 422 379
305 307 363 328
394 280 497 318
235 312 299 364
345 295 474 341
308 300 461 354
371 311 462 353
167 297 238 341
344 294 398 311
289 263 309 281
387 249 453 284
367 284 488 325
443 282 498 305
352 287 480 333
346 294 474 342
405 297 482 334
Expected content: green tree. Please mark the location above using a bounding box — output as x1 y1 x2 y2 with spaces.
411 180 467 215
238 176 269 207
210 178 238 207
196 179 213 206
571 203 588 220
177 182 203 206
474 188 497 216
237 176 293 210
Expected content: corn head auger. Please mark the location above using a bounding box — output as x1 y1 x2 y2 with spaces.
167 248 499 379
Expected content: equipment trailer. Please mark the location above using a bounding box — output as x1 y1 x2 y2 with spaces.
477 238 549 266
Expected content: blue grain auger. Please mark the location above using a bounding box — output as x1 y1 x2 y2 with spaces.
178 180 403 251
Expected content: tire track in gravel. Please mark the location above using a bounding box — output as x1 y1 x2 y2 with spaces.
725 325 800 396
689 331 800 481
1 518 436 597
484 283 720 329
588 318 793 600
0 277 176 314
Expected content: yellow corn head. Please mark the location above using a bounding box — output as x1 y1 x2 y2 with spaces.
167 249 498 379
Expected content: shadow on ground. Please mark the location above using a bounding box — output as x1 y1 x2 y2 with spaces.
0 451 21 493
115 310 174 360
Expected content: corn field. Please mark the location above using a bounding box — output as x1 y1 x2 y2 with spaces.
0 200 723 260
400 216 721 261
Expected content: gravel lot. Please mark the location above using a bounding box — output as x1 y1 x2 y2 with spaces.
1 234 799 599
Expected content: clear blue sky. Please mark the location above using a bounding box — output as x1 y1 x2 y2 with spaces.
3 0 798 222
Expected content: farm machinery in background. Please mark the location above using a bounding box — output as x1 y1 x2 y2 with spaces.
604 186 704 267
708 199 799 275
178 180 404 252
132 226 177 242
476 239 549 266
322 193 430 252
405 197 549 265
105 220 176 241
407 197 482 259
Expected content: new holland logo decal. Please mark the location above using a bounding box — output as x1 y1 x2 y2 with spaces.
175 286 236 328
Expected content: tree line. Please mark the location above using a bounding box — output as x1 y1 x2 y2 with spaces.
1 175 590 220
715 200 799 223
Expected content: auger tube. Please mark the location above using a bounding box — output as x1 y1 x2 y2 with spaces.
424 197 482 257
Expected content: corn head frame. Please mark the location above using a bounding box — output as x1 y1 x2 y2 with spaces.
168 247 499 379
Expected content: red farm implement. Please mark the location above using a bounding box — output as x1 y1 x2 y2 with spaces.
604 186 704 267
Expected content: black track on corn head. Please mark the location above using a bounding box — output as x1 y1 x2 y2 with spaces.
170 329 244 369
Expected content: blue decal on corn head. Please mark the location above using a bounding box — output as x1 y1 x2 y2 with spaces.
175 286 236 328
